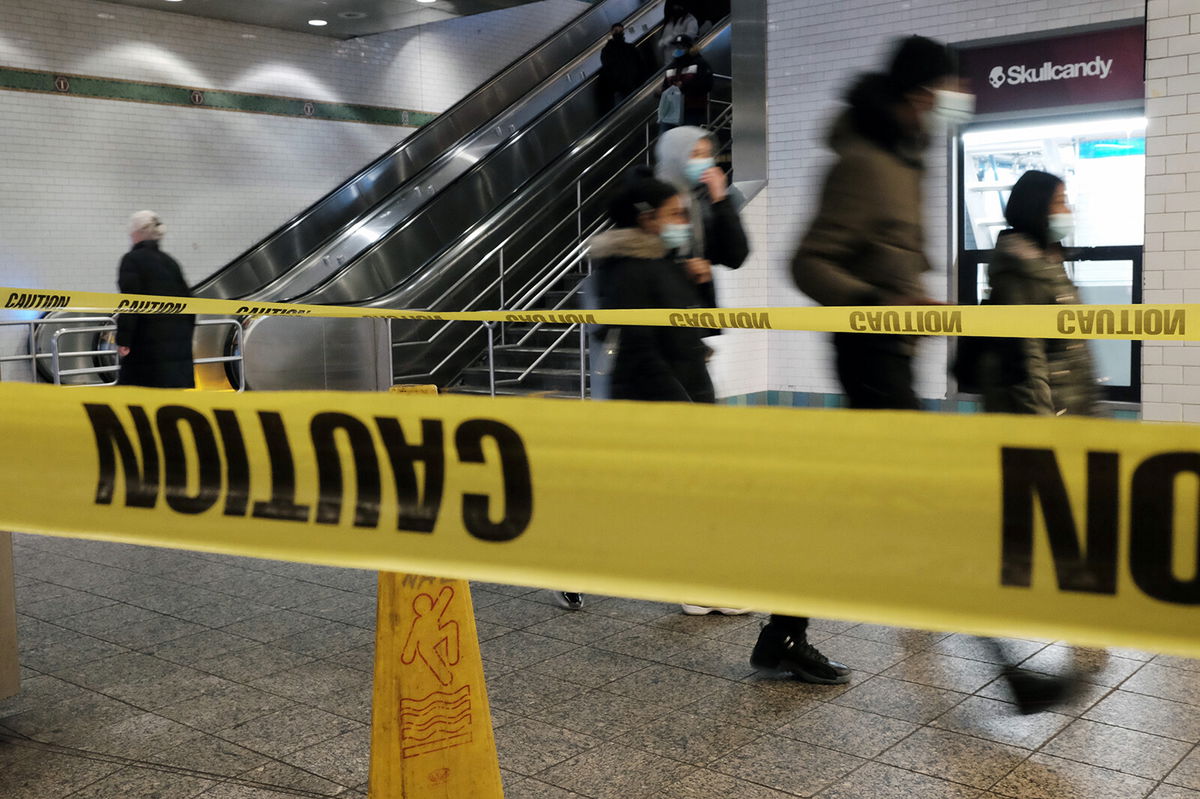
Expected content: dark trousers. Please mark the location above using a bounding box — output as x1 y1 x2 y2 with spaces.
768 333 920 637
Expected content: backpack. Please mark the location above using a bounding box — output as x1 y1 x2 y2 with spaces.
658 86 684 125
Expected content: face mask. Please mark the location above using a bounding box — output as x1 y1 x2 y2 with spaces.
673 48 687 58
660 223 693 251
685 157 715 185
1048 213 1074 242
930 89 975 126
613 31 624 41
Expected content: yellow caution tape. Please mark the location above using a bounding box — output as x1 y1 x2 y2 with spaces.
2 285 1195 339
1 381 1197 657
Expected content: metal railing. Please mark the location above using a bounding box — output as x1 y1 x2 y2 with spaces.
385 21 734 392
390 85 735 400
0 316 245 390
479 91 737 399
0 317 118 385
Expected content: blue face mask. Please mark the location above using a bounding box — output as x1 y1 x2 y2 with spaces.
660 223 693 251
673 48 687 58
685 157 715 185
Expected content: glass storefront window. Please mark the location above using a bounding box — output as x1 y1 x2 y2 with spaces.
958 114 1145 402
962 116 1146 250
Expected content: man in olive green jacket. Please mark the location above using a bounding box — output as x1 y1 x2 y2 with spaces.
750 37 971 686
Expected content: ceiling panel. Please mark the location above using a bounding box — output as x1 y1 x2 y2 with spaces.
98 0 552 39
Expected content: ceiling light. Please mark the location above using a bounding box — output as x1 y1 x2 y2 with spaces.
308 19 328 26
164 0 183 3
416 0 436 4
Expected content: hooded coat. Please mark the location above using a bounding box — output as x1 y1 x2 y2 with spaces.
791 75 931 318
589 228 714 403
116 240 196 388
655 126 749 272
980 231 1099 416
655 127 750 338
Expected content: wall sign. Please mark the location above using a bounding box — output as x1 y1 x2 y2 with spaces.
959 25 1146 115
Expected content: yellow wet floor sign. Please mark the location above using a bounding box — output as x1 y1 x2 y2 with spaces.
370 573 502 798
368 385 503 799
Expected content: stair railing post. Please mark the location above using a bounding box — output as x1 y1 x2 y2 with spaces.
484 321 497 398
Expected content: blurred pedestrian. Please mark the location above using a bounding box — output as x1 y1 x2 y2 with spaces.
654 128 750 616
116 211 196 388
591 171 714 404
957 169 1104 713
600 22 646 108
754 35 975 685
660 35 714 134
659 2 699 64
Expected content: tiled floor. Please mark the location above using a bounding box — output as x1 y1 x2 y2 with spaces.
2 534 1199 798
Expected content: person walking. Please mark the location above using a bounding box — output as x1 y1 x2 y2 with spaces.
957 169 1104 713
591 171 714 404
660 36 714 133
659 3 699 65
116 211 196 388
600 23 646 109
753 35 975 685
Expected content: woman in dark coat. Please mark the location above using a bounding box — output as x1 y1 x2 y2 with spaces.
116 211 196 388
978 170 1099 416
590 174 713 403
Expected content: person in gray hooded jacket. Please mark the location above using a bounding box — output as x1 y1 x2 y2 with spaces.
655 126 749 330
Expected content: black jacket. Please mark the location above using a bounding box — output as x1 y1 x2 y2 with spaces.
600 37 645 95
663 52 714 112
116 240 196 388
590 228 714 403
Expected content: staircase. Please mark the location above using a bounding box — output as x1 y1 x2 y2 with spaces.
449 269 592 398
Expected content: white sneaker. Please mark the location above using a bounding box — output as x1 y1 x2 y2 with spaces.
681 604 753 616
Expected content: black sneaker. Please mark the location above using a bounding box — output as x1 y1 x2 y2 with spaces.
750 625 851 685
1004 668 1073 715
555 592 584 611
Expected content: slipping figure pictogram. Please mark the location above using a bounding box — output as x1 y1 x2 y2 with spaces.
400 585 461 685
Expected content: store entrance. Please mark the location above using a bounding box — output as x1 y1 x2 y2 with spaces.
956 113 1146 402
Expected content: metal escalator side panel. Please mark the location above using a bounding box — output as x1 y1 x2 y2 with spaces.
192 0 660 302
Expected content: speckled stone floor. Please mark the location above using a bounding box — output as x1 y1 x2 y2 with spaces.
2 533 1198 798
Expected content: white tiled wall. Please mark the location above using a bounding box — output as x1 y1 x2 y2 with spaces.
1144 0 1200 422
708 0 1145 401
0 0 588 364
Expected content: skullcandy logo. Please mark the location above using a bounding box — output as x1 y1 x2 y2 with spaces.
988 56 1113 88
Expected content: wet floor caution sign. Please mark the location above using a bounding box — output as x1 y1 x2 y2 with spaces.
368 385 503 798
371 574 502 798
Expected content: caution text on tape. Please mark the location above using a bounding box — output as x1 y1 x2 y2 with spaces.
2 285 1195 340
0 382 1197 657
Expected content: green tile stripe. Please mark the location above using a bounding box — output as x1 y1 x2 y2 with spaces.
0 65 436 128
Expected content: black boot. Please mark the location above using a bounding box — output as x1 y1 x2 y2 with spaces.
751 624 851 685
1004 668 1073 715
555 592 584 611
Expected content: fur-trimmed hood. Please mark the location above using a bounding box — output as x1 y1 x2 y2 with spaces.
588 228 668 261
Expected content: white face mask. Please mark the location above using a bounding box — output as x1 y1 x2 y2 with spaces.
1048 213 1075 242
930 89 975 126
660 223 693 251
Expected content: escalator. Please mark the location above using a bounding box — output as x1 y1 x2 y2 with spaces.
238 20 735 390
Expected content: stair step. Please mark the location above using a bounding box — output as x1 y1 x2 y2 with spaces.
459 365 587 392
447 386 586 400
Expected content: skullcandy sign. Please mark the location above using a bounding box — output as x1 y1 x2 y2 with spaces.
960 25 1145 114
